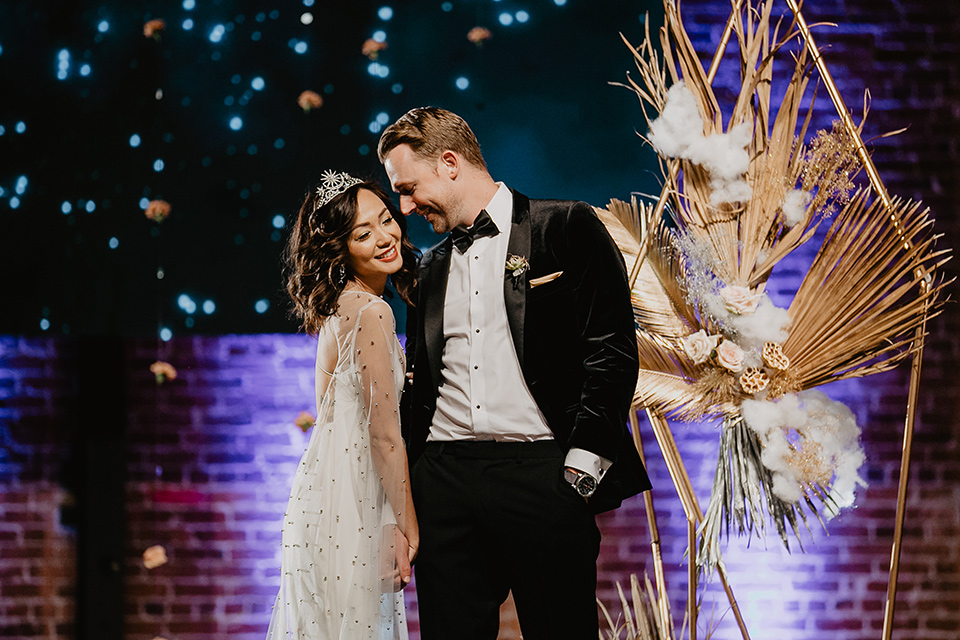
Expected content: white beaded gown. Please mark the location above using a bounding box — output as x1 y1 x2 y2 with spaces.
267 291 409 639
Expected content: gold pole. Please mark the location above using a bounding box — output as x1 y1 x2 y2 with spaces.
644 409 752 640
688 518 698 640
630 411 673 640
706 0 746 84
782 4 935 638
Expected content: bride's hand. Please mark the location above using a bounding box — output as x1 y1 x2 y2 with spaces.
394 526 412 588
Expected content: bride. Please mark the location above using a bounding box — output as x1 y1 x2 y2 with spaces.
267 171 420 639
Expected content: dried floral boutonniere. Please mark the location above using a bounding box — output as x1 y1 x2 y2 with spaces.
505 254 529 287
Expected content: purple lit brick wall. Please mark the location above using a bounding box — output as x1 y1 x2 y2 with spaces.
2 2 960 640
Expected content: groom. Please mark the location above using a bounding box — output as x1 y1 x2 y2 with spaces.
379 107 650 639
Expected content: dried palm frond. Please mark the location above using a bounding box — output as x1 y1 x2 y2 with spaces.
598 573 677 640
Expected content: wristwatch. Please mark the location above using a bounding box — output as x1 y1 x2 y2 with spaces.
563 467 598 498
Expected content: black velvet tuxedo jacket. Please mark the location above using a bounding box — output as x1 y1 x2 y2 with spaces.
401 190 651 513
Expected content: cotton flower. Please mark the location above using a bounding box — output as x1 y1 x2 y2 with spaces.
142 545 168 569
648 82 753 206
150 361 177 385
294 411 316 433
782 189 812 227
143 19 166 40
467 27 492 45
144 199 171 223
297 90 323 113
682 330 720 365
715 340 744 372
362 38 387 60
719 285 761 315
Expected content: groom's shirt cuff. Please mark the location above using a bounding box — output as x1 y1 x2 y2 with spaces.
564 447 613 483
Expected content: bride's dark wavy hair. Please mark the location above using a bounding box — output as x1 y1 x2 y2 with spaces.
284 179 419 334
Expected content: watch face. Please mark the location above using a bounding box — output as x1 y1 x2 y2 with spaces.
576 474 597 497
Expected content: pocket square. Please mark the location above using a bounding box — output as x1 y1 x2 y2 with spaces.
529 271 563 289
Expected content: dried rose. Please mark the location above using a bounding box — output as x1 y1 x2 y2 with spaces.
150 361 177 385
362 38 387 60
143 19 166 40
142 545 168 569
715 340 744 372
145 199 171 223
467 27 492 45
294 410 316 433
719 285 761 315
297 90 323 113
681 330 721 365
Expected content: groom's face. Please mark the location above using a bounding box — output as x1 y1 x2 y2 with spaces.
384 144 464 234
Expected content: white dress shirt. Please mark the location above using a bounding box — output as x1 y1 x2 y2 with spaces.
429 183 609 482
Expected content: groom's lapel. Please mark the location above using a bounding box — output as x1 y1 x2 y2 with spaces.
423 239 451 389
505 190 531 369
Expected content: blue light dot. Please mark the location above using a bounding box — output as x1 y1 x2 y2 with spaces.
79 64 91 76
294 41 308 54
57 70 68 81
153 159 165 171
270 10 279 19
358 144 370 156
58 49 70 61
303 0 315 6
98 20 109 33
139 197 150 209
62 201 72 214
254 299 270 314
224 96 235 106
272 214 285 229
516 11 529 23
0 125 5 135
9 197 20 209
455 76 470 90
376 112 389 124
15 176 28 195
203 300 216 314
183 0 196 9
255 12 266 22
40 319 51 331
129 134 141 147
273 138 285 149
183 18 194 30
340 124 351 135
368 121 381 134
59 59 70 71
15 122 25 134
209 25 225 43
251 76 265 90
554 0 566 5
160 327 173 341
231 74 241 84
86 200 96 213
108 237 119 249
378 6 394 20
229 116 243 130
247 144 257 155
499 13 514 26
251 31 261 41
391 83 403 94
185 317 195 328
373 30 387 42
441 2 452 10
178 294 197 314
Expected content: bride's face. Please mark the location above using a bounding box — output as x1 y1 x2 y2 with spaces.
346 188 404 283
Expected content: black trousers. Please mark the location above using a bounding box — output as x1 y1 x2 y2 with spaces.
411 440 601 640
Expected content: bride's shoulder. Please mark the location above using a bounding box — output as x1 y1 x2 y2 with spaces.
336 290 393 322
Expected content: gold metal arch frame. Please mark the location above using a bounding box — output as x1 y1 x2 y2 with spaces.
602 1 952 638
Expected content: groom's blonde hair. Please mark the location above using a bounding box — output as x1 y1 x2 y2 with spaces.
378 107 487 171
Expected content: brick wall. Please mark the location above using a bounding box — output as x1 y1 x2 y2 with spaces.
2 1 959 639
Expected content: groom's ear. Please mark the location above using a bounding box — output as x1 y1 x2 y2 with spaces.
437 150 460 180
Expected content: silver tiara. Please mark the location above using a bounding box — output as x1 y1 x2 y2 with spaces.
315 170 363 210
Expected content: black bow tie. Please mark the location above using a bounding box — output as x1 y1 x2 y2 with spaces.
450 209 500 253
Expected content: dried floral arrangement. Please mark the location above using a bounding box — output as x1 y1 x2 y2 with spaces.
598 0 951 573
